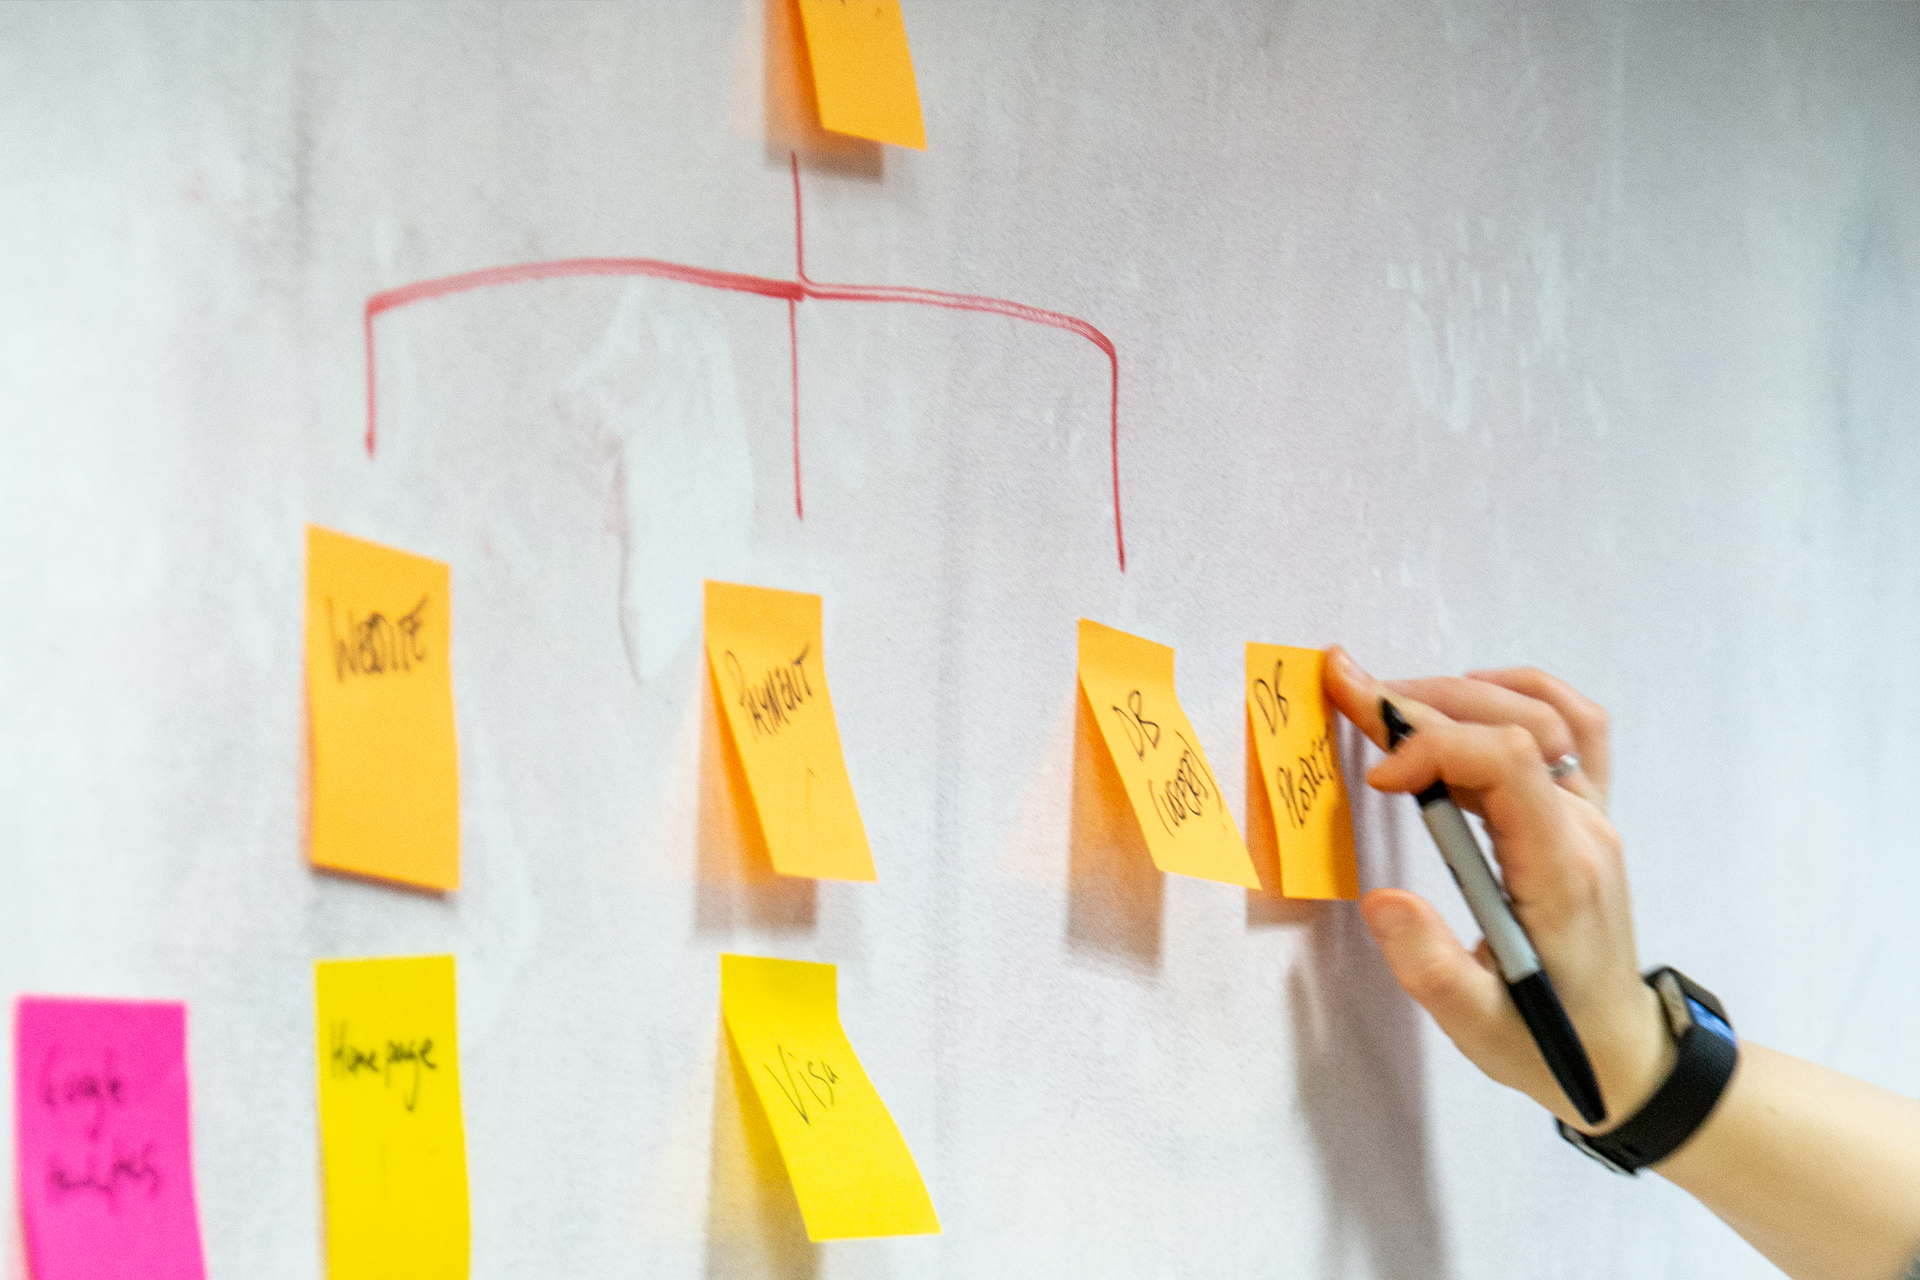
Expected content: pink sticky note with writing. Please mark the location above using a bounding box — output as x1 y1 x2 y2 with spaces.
14 998 207 1280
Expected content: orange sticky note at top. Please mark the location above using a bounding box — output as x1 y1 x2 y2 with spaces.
1246 645 1358 900
705 581 876 881
720 954 939 1240
305 525 459 892
795 0 927 150
1077 619 1259 888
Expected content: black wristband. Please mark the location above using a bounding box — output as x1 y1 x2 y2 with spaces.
1558 967 1738 1176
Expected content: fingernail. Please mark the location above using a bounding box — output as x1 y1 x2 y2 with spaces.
1335 648 1368 682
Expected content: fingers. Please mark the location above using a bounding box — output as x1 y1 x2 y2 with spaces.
1360 889 1511 1052
1328 648 1590 918
1467 666 1612 802
1324 645 1448 751
1384 675 1605 811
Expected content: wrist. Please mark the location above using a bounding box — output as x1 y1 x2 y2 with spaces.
1537 980 1672 1132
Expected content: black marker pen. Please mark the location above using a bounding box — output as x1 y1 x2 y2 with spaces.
1381 698 1608 1126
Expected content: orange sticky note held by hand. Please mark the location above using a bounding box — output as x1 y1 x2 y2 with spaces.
720 954 939 1240
795 0 926 149
305 526 460 891
1246 645 1358 899
314 955 469 1280
704 581 876 881
1077 620 1259 887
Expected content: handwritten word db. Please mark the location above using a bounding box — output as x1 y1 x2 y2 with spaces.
1078 619 1259 887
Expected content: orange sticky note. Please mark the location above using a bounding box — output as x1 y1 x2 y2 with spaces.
1246 645 1358 899
1076 620 1259 887
305 525 460 892
704 581 876 881
720 954 939 1240
794 0 927 150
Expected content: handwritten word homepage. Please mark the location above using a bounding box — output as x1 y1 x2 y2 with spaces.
13 998 207 1280
305 525 460 892
721 954 939 1240
314 955 469 1280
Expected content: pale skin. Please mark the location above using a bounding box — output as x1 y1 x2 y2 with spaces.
1323 647 1920 1280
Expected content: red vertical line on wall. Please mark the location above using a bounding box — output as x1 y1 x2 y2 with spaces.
789 297 803 519
364 309 378 456
791 152 807 281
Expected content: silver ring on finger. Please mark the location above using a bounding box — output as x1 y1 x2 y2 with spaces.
1546 752 1582 780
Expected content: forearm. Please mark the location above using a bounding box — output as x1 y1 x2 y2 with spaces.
1655 1043 1920 1280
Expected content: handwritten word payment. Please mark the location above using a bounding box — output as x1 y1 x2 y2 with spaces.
726 646 816 738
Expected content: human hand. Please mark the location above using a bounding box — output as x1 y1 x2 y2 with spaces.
1323 647 1668 1132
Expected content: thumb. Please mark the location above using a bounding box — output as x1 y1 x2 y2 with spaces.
1360 888 1510 1045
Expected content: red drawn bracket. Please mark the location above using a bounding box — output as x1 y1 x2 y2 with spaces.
363 155 1125 570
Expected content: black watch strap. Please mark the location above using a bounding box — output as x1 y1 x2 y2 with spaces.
1558 967 1738 1175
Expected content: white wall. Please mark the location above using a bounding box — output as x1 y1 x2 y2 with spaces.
3 3 1918 1277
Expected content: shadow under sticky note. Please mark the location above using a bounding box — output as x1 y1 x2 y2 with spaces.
305 524 460 892
1246 645 1358 900
14 997 208 1280
314 955 469 1280
704 581 876 882
794 0 926 150
1076 619 1259 888
718 954 939 1241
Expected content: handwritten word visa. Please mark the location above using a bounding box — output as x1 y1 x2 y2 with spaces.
719 954 938 1240
314 955 468 1280
704 581 876 881
13 997 207 1280
1077 619 1259 887
1246 645 1358 899
305 524 460 892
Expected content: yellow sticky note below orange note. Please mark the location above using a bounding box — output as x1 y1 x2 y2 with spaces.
305 525 460 891
1077 619 1259 887
314 955 469 1280
720 954 939 1240
795 0 926 150
1247 645 1358 899
705 581 876 881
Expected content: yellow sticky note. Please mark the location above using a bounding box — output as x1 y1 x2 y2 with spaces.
314 955 469 1280
1076 620 1259 887
305 525 460 891
794 0 927 150
719 954 939 1240
704 581 876 881
1246 645 1358 899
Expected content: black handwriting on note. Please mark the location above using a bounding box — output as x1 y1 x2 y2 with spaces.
329 595 430 681
330 1022 437 1111
1251 660 1290 736
40 1047 126 1141
1276 729 1339 831
726 645 815 739
1150 731 1218 835
47 1139 162 1207
762 1043 839 1125
1109 689 1162 760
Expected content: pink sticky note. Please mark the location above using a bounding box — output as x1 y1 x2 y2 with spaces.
14 998 207 1280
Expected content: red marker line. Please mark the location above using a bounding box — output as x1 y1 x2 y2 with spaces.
362 162 1125 569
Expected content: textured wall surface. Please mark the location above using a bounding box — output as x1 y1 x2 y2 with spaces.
3 4 1918 1277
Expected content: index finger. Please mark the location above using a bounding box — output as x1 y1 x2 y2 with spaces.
1326 647 1591 920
